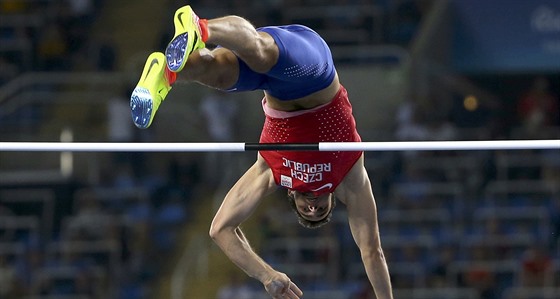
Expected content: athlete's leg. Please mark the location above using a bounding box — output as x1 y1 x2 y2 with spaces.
204 16 279 73
171 14 279 89
130 11 270 128
177 20 336 97
164 6 278 74
177 47 241 90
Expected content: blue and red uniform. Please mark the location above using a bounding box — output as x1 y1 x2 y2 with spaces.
225 24 362 195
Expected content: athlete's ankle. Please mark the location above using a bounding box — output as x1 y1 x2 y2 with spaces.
199 19 209 42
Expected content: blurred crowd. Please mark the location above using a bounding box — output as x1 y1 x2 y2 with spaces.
0 152 201 298
395 75 560 142
0 0 115 85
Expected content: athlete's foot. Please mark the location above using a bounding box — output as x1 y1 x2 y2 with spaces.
130 52 174 129
165 5 207 72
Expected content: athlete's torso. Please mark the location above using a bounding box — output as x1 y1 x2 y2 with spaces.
259 85 362 195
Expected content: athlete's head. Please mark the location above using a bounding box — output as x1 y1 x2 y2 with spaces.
287 190 336 229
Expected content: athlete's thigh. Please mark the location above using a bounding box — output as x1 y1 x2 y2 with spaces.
232 31 279 73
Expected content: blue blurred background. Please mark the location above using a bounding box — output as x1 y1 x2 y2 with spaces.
0 0 558 298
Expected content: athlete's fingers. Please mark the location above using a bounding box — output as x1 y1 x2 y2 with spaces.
285 288 301 299
289 281 303 297
280 283 301 299
266 280 288 298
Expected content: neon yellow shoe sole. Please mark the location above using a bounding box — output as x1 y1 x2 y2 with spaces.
130 52 171 129
165 5 206 72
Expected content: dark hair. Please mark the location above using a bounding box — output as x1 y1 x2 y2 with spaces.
287 192 336 229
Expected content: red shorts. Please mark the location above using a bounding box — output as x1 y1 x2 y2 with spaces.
259 86 362 195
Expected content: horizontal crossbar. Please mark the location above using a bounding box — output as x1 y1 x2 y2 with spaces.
0 140 558 152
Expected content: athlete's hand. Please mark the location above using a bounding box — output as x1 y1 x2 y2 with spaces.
263 272 303 299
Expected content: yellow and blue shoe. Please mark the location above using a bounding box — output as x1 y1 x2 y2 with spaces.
165 5 206 72
130 52 172 129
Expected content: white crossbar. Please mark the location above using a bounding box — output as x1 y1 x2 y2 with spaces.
0 140 558 152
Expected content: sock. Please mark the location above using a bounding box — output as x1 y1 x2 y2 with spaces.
164 66 177 85
199 19 209 42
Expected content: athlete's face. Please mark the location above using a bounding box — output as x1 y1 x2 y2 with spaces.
289 191 333 222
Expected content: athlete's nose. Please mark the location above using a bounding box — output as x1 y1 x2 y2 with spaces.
308 205 317 212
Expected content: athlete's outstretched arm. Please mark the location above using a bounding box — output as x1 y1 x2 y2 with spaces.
210 155 303 299
335 155 393 299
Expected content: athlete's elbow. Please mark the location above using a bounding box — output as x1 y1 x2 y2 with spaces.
209 222 223 241
209 220 235 242
362 245 387 263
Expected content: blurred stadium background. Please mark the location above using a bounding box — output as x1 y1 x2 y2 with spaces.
0 0 559 298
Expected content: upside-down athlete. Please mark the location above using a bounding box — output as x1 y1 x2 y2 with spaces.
130 5 393 299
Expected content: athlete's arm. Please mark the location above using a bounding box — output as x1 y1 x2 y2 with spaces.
209 154 303 299
335 155 393 299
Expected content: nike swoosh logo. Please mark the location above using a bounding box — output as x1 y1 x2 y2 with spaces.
143 58 159 82
311 183 333 192
191 33 199 53
178 12 185 28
